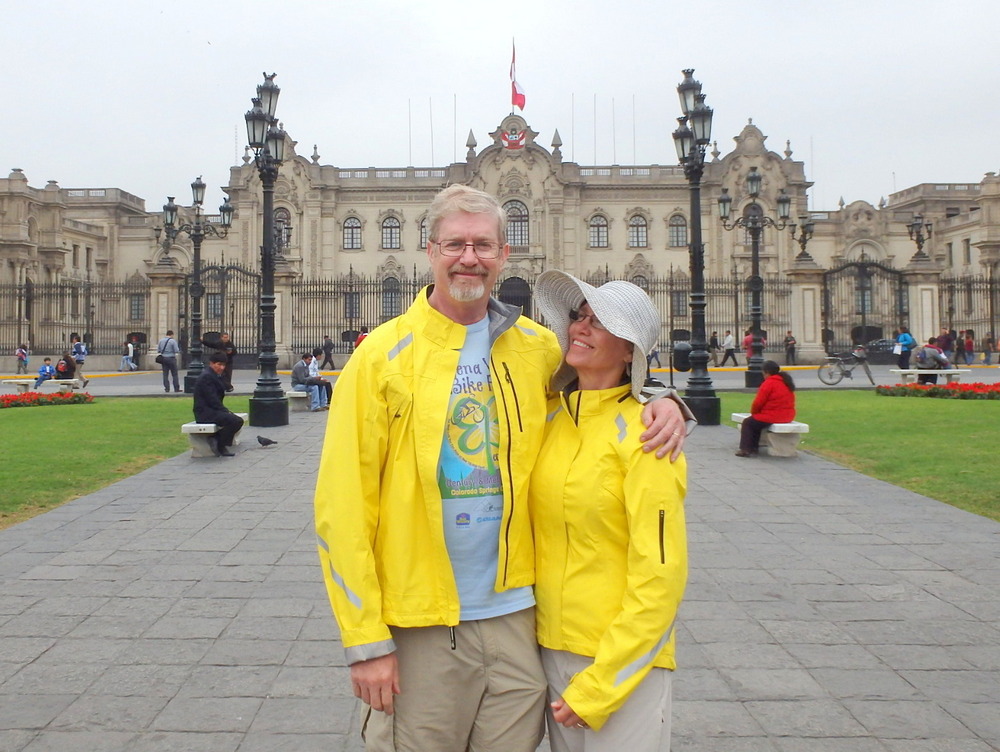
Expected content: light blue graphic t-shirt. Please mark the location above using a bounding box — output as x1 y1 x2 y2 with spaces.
438 315 533 620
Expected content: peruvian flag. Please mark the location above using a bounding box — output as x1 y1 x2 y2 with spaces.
510 42 526 111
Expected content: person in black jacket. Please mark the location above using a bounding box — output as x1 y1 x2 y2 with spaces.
200 332 237 391
193 353 243 457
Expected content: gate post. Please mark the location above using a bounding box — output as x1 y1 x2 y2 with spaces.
902 258 943 341
785 255 826 363
275 266 297 369
147 259 186 365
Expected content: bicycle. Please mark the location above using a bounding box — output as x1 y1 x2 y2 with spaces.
817 345 875 385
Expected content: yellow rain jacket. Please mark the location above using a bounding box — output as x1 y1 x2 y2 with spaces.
315 287 561 660
531 384 687 730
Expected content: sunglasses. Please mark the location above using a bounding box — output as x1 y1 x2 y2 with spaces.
568 308 607 331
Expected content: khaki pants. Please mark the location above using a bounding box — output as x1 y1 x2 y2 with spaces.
541 648 672 752
362 607 546 752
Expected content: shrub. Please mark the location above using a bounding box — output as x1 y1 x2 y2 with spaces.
0 391 94 409
875 382 1000 400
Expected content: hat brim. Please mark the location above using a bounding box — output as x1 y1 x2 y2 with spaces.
535 270 659 400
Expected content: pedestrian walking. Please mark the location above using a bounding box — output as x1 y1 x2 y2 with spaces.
720 330 739 367
320 334 335 369
70 335 89 387
15 344 29 374
119 340 136 371
709 331 720 366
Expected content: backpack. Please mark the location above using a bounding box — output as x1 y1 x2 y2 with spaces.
915 347 939 369
122 344 130 356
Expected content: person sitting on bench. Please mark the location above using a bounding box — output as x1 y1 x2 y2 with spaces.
193 353 243 457
736 360 796 458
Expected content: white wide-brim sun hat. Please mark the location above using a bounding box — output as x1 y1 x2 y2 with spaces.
535 270 661 400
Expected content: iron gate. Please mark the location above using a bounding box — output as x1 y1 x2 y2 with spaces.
822 259 907 355
199 263 261 368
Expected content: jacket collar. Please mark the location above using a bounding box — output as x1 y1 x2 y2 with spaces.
411 285 523 347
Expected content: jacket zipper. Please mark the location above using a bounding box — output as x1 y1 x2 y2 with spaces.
658 509 666 564
501 362 524 432
492 358 517 586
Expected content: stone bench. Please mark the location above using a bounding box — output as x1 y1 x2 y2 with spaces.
731 412 810 458
889 368 971 385
286 390 310 413
3 378 82 394
181 412 249 457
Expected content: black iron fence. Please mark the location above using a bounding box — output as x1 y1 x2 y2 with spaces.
0 278 151 355
288 272 793 356
938 274 999 341
5 271 993 362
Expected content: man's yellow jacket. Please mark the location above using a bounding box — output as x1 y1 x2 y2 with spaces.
315 288 561 662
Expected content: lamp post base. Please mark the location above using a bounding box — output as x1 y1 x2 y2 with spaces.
744 370 764 389
183 373 199 394
249 397 289 427
682 394 721 426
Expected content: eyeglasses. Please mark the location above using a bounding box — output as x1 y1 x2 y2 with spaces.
435 240 502 259
569 308 607 331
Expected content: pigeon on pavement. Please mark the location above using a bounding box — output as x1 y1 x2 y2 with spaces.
257 435 278 447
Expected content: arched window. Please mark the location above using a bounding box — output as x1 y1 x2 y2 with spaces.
419 217 429 249
504 200 529 250
628 215 648 248
274 207 292 252
668 215 688 247
343 217 362 250
382 277 402 319
631 275 649 291
588 215 609 248
381 216 401 249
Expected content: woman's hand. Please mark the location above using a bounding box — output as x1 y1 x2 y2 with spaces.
640 397 687 461
550 697 589 729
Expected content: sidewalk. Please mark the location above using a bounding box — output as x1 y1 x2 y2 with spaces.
0 376 998 750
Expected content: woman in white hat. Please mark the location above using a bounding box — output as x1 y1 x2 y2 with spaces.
530 270 688 751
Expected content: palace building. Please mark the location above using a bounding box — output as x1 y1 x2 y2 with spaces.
2 113 998 368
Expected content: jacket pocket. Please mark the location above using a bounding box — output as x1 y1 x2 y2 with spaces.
658 509 666 564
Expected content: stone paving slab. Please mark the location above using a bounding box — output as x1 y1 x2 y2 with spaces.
0 377 998 750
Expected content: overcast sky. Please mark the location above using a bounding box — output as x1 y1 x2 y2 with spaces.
5 1 998 215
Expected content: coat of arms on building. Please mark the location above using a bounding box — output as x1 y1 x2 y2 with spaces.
491 115 537 151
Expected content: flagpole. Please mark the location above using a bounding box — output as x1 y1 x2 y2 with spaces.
571 92 575 162
612 97 617 165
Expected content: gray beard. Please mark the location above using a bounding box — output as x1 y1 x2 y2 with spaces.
448 278 486 302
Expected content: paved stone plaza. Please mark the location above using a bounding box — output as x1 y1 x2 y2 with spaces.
0 370 998 750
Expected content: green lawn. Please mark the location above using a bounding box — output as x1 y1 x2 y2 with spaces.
0 396 250 529
720 390 1000 521
0 392 996 529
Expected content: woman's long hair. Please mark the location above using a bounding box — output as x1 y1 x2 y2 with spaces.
762 360 795 391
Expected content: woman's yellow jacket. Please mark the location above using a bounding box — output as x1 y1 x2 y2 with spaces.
531 385 687 730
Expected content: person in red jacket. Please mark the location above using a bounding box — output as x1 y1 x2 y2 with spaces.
736 360 796 457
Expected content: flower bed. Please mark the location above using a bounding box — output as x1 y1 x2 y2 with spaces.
0 391 94 409
876 382 1000 400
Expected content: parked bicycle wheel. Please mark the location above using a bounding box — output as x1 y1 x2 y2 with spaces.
817 361 844 385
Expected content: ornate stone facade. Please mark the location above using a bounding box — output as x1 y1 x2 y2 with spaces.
3 114 999 367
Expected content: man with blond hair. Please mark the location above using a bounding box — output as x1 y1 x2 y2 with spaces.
315 184 689 751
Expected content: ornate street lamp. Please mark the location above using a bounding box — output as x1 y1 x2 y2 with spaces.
790 214 815 259
672 69 720 425
906 214 932 260
160 178 234 392
245 72 289 427
718 166 791 388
